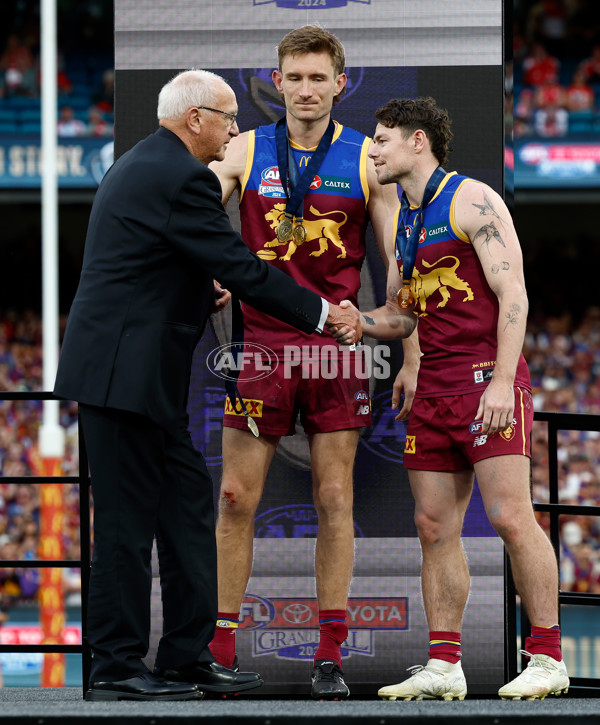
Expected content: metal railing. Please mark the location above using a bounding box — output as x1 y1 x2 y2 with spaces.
0 392 91 693
505 411 600 692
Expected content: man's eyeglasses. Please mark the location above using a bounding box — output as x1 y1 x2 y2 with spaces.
195 106 238 125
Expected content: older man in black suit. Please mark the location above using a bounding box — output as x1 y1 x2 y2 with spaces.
54 69 360 702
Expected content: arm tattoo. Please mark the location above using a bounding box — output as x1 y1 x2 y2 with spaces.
387 284 400 302
472 190 506 226
504 303 520 330
473 221 506 252
491 261 510 274
362 314 375 326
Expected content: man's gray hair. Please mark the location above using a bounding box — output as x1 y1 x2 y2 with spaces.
157 69 227 121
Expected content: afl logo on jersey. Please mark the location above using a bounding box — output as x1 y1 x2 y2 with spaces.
259 166 286 198
261 166 282 186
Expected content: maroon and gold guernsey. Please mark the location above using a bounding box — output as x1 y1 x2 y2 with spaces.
238 121 370 352
395 172 531 397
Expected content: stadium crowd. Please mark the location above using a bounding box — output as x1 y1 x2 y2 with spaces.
0 0 113 137
510 0 600 138
0 311 81 613
526 305 600 592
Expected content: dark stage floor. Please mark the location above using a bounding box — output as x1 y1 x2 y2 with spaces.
1 688 600 724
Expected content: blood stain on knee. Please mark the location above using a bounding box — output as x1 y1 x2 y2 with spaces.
222 490 237 505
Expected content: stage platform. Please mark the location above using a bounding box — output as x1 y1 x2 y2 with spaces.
1 688 600 724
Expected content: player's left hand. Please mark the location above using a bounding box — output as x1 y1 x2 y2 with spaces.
476 379 515 435
392 365 418 421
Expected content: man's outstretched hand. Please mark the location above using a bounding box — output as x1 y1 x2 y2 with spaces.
326 300 362 345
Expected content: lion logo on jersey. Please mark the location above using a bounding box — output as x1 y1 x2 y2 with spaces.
262 203 348 261
413 256 474 314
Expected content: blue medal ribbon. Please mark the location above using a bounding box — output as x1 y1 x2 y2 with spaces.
395 166 447 286
274 117 335 220
224 297 260 436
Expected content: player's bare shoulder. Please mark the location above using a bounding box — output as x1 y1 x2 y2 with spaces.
454 179 516 250
209 131 250 202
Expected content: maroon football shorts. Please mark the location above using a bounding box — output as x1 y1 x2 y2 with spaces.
403 387 533 471
222 346 372 436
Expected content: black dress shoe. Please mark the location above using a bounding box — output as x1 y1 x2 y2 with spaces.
154 659 263 694
85 672 204 701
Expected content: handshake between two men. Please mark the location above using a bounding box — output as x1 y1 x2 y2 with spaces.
326 298 418 345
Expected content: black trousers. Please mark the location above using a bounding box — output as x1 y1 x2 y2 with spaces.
79 404 217 683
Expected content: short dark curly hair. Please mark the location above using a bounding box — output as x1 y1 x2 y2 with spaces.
374 97 453 168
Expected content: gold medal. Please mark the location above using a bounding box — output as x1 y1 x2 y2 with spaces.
276 215 293 242
397 284 416 311
292 222 307 246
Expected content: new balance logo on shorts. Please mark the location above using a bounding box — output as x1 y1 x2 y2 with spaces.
470 417 518 447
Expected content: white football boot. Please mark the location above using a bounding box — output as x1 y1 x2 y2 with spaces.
498 651 569 701
378 659 467 701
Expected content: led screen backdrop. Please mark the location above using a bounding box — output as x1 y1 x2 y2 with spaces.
115 0 505 695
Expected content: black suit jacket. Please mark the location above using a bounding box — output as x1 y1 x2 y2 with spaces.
54 127 323 427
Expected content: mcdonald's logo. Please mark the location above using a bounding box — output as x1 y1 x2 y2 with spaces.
39 538 61 559
51 661 65 686
41 485 62 507
49 612 65 637
42 567 63 587
40 586 61 610
50 511 64 534
298 155 311 167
